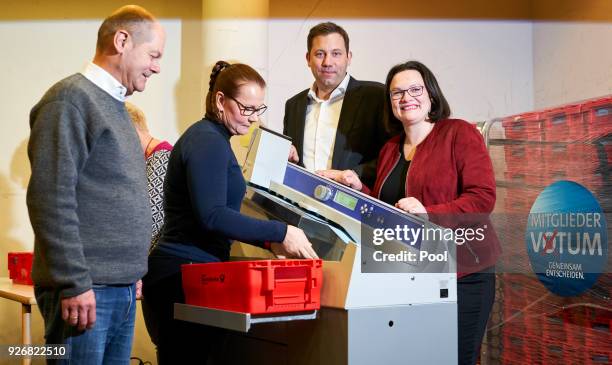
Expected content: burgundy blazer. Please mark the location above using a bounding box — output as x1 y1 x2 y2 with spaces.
365 119 501 276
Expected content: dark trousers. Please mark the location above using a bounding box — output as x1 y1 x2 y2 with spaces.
142 270 226 365
458 267 496 365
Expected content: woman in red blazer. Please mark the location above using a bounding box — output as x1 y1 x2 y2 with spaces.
319 60 501 365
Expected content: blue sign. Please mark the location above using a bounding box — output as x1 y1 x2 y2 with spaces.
525 181 608 297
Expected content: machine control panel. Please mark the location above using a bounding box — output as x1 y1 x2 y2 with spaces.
283 164 425 249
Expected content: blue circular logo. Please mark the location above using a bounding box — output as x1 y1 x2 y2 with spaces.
525 181 608 297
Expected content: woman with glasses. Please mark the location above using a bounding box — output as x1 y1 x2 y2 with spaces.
142 60 318 364
319 60 500 365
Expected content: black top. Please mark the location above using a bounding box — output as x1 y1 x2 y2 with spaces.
379 139 410 206
157 119 287 262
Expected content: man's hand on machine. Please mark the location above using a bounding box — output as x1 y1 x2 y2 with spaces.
272 225 318 259
288 145 300 163
316 169 363 191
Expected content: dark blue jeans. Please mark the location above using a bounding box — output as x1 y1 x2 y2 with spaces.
35 284 137 365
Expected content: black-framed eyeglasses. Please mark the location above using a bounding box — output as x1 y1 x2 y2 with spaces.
229 96 267 116
390 85 425 101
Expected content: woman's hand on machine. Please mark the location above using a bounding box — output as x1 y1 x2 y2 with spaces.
277 225 319 259
395 197 427 214
269 243 289 259
316 169 363 191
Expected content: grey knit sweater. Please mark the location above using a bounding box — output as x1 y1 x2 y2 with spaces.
27 74 151 298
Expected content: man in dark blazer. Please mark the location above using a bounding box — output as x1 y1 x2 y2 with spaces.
283 22 388 187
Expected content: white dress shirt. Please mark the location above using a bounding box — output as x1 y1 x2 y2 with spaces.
80 62 127 102
302 73 351 171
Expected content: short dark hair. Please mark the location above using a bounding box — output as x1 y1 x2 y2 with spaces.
307 22 350 53
205 61 266 121
96 5 157 53
384 60 451 135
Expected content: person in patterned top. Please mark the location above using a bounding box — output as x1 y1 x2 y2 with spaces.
127 102 173 252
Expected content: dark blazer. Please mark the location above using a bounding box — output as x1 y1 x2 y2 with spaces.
282 76 389 187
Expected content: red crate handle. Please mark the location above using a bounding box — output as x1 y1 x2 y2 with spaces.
263 266 275 292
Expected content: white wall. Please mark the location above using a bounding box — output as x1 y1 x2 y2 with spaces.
533 21 612 109
266 19 534 132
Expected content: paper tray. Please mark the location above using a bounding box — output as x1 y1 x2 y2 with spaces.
174 303 317 332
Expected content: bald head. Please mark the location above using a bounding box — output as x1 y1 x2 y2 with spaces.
96 5 157 54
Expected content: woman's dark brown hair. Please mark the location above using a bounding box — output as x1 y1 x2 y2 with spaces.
205 61 266 121
384 60 451 135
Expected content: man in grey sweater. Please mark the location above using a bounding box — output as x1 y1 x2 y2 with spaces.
27 5 165 364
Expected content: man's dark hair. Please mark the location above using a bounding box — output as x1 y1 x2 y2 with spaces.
307 22 350 53
384 60 451 135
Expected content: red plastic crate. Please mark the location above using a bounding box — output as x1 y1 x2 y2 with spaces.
566 144 600 172
501 335 530 358
504 144 528 174
584 330 612 352
542 343 587 364
8 252 33 285
502 117 527 140
524 169 564 187
583 307 612 349
567 143 600 160
542 104 584 142
500 333 544 364
504 170 527 185
503 188 540 212
182 259 322 314
583 348 611 365
504 197 531 212
524 145 545 168
582 96 612 140
565 173 604 193
562 144 604 191
602 139 612 165
543 164 568 185
504 273 543 291
502 112 544 141
505 144 569 187
503 170 558 187
541 144 570 163
542 313 568 342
